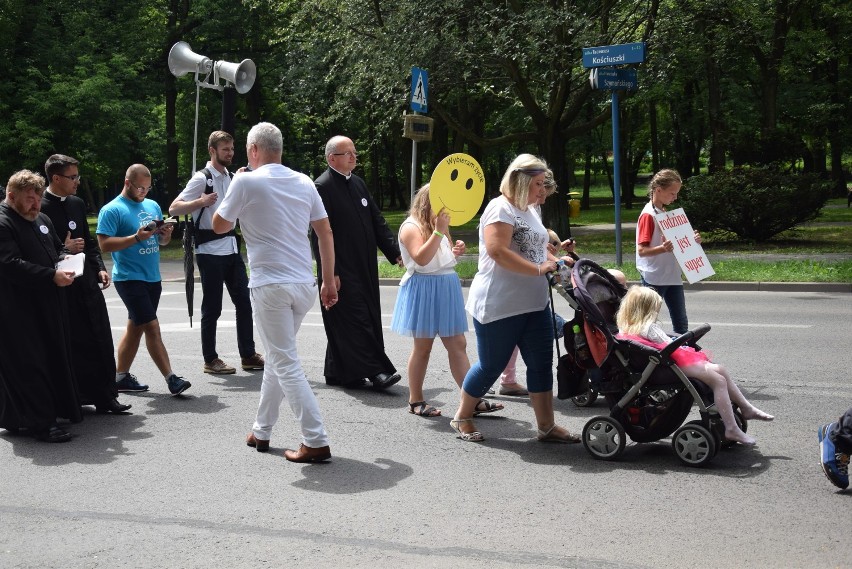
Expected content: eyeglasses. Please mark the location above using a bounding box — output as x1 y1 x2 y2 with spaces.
130 182 153 192
57 174 81 182
332 151 358 158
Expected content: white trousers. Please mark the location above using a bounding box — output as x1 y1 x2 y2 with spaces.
250 283 329 448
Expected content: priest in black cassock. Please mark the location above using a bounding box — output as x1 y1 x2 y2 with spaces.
310 136 403 390
41 154 130 415
0 170 82 442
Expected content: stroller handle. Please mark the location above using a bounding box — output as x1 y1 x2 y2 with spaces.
660 323 712 359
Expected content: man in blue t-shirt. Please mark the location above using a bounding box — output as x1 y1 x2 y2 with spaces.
96 164 190 396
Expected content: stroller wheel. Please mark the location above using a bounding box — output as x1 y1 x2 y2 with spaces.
571 389 599 408
686 420 720 457
582 416 626 460
672 423 716 467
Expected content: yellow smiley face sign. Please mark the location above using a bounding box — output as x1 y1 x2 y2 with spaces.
429 153 485 226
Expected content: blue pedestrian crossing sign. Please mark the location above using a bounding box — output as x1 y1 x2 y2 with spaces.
411 67 428 113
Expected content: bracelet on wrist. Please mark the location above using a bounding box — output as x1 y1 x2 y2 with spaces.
134 234 142 243
433 230 444 238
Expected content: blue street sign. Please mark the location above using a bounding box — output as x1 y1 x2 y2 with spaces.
582 42 646 68
411 67 428 113
590 68 638 91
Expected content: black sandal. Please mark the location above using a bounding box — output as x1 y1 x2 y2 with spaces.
473 398 504 416
408 401 441 417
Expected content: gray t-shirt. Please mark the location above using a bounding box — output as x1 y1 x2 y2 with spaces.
465 196 549 324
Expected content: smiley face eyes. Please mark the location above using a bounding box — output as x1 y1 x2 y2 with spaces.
450 169 474 190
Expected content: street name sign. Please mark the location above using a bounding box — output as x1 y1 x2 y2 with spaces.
589 68 638 91
582 42 646 68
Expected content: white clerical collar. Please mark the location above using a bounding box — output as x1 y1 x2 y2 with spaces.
46 187 67 201
330 166 352 180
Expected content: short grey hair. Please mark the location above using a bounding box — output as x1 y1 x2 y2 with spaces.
325 135 349 157
247 122 283 154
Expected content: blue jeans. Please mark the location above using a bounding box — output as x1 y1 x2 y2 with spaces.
463 307 554 398
197 253 256 362
640 278 688 334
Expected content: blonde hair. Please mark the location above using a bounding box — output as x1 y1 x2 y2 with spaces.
409 184 436 239
547 229 561 247
616 286 663 335
499 154 548 211
647 169 682 199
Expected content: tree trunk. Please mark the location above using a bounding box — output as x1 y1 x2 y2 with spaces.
706 56 725 172
649 101 660 172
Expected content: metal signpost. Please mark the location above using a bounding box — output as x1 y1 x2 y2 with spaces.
409 67 429 205
583 42 644 266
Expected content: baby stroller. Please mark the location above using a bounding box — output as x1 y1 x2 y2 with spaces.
552 259 747 467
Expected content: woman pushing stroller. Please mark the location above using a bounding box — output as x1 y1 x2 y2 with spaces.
616 286 774 446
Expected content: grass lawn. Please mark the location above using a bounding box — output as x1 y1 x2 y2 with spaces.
89 196 852 282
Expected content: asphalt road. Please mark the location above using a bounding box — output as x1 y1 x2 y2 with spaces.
1 284 850 568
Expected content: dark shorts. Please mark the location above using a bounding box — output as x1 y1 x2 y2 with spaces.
114 280 162 326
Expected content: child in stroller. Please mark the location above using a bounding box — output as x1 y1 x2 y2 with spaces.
617 286 774 446
556 259 771 466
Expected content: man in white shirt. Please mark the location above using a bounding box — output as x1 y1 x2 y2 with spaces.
170 131 264 375
212 122 338 463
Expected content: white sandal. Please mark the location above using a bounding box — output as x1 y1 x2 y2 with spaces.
450 418 484 442
537 424 581 444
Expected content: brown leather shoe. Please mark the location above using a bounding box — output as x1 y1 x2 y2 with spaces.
246 432 270 452
284 443 331 463
204 358 236 375
241 353 265 370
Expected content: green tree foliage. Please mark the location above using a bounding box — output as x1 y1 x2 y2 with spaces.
680 165 831 242
0 0 849 218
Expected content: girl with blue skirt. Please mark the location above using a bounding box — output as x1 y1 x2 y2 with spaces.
391 185 503 418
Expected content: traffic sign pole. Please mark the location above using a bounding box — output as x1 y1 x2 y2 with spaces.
410 136 418 207
582 42 644 268
408 67 429 207
612 90 622 266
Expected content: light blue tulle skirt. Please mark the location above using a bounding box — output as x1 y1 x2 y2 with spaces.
391 272 468 338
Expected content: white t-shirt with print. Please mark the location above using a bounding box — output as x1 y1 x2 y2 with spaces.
465 196 549 324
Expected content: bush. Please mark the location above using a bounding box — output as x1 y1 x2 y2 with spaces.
680 166 831 242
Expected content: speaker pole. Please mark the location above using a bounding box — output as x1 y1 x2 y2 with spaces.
192 81 201 175
221 85 236 136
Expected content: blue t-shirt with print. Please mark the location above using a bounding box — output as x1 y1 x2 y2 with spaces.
96 195 163 282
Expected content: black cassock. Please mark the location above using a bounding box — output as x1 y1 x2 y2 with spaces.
310 168 401 385
41 192 117 405
0 203 82 431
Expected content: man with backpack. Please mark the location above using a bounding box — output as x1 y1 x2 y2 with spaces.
170 131 263 375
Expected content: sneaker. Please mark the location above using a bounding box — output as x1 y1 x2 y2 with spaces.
203 358 236 375
116 373 149 393
818 423 850 489
166 374 192 396
241 353 265 370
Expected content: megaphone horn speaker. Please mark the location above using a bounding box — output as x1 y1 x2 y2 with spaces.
168 41 213 78
215 59 257 94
